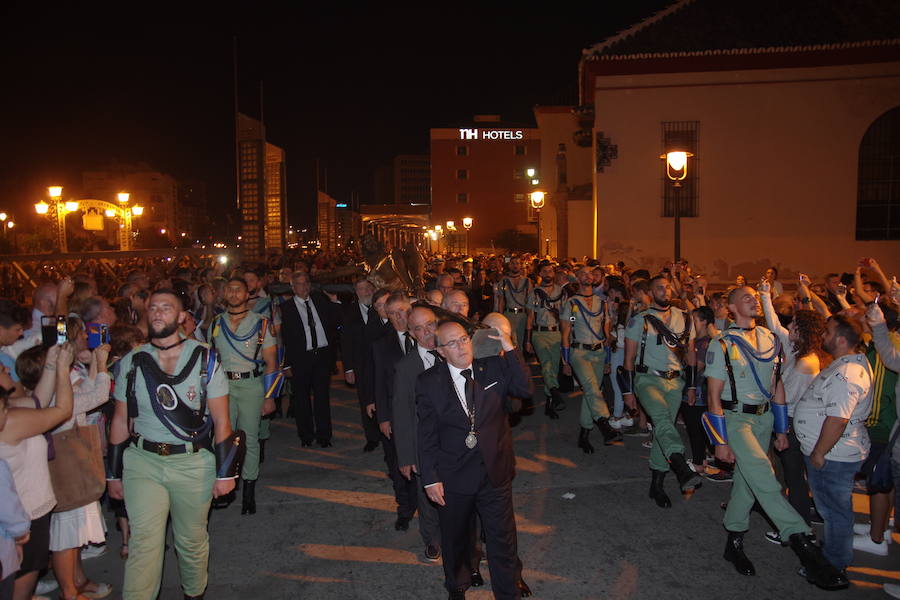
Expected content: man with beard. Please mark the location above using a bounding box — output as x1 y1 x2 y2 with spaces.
526 261 566 419
243 268 270 315
497 256 532 347
107 289 243 600
208 278 278 514
561 266 620 451
793 314 872 583
622 275 702 504
704 286 846 589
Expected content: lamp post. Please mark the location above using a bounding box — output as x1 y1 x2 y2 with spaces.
0 212 7 241
530 191 545 256
462 217 473 255
35 186 72 253
660 148 694 261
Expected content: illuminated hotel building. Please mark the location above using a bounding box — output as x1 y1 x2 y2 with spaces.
237 112 287 258
430 115 540 252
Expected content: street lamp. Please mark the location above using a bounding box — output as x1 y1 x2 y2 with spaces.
462 217 473 254
64 201 79 212
48 186 63 200
530 191 545 256
661 145 695 261
117 192 130 203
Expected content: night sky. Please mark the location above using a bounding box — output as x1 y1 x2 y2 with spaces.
0 2 670 233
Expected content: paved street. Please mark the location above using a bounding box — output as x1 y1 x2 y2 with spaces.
85 369 896 599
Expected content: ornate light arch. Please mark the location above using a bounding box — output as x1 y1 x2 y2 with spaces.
57 199 136 252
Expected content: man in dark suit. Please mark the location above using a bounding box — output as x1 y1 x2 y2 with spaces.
372 291 419 530
418 320 533 600
340 277 385 452
281 271 341 447
392 304 443 561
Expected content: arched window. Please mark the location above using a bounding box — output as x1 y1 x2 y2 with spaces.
857 106 900 240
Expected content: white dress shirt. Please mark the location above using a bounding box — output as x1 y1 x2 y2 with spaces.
448 363 474 417
293 295 328 350
396 330 415 354
417 345 437 370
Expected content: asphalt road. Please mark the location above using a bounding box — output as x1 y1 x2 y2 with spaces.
81 369 896 599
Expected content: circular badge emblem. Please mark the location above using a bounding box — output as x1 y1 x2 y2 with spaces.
156 384 178 411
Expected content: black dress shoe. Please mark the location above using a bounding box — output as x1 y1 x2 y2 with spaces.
363 440 379 452
318 440 332 448
596 417 623 445
424 544 441 561
300 439 313 447
648 470 672 508
516 577 532 597
789 533 849 590
394 516 410 531
550 387 566 411
470 567 484 587
723 531 755 576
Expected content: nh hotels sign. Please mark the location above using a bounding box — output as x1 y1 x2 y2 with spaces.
458 128 525 140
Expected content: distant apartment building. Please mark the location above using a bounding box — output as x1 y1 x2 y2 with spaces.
237 112 288 259
430 116 541 251
317 190 338 253
176 181 208 241
81 163 178 236
374 155 431 205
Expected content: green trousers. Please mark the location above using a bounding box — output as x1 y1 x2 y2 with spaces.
228 375 265 480
506 312 527 347
531 331 560 395
635 373 684 471
569 347 610 428
723 410 810 537
122 445 215 599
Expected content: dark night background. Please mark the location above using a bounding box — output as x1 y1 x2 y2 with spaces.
0 2 670 234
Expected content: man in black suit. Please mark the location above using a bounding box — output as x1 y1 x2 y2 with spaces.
281 271 341 447
418 320 532 600
372 291 419 531
340 278 384 452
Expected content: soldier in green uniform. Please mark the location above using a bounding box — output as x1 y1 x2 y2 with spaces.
525 261 567 419
209 277 279 515
497 256 533 347
621 275 702 505
703 285 846 590
561 266 622 452
107 289 244 600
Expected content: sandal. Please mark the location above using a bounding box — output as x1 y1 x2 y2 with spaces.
77 580 113 600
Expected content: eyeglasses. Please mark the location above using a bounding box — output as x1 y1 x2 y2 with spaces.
437 335 471 349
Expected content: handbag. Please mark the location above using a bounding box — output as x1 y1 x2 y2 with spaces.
47 422 107 512
867 424 900 495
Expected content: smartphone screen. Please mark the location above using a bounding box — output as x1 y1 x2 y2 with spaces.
55 316 67 345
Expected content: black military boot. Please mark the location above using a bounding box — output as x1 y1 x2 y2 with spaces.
595 417 623 445
549 387 566 411
723 531 755 575
648 470 672 508
789 533 849 590
544 395 559 419
577 428 595 454
668 452 703 492
241 479 257 515
259 439 266 464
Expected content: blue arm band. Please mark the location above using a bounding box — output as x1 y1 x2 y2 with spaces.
701 412 728 445
561 347 570 364
264 371 284 400
772 403 789 434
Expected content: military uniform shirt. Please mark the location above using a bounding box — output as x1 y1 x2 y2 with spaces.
501 277 532 311
210 312 277 373
793 353 873 462
624 307 694 372
114 339 229 445
560 294 606 344
527 284 564 327
704 326 779 405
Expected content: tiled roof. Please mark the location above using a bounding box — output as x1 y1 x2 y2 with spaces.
584 0 900 61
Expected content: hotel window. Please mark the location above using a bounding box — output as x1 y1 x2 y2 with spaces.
514 193 525 203
857 105 900 240
514 144 526 156
661 121 699 218
456 169 468 180
457 193 469 204
456 145 469 156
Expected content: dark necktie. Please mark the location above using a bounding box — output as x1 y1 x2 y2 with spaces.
428 350 442 364
461 368 475 416
404 332 415 354
305 299 319 349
